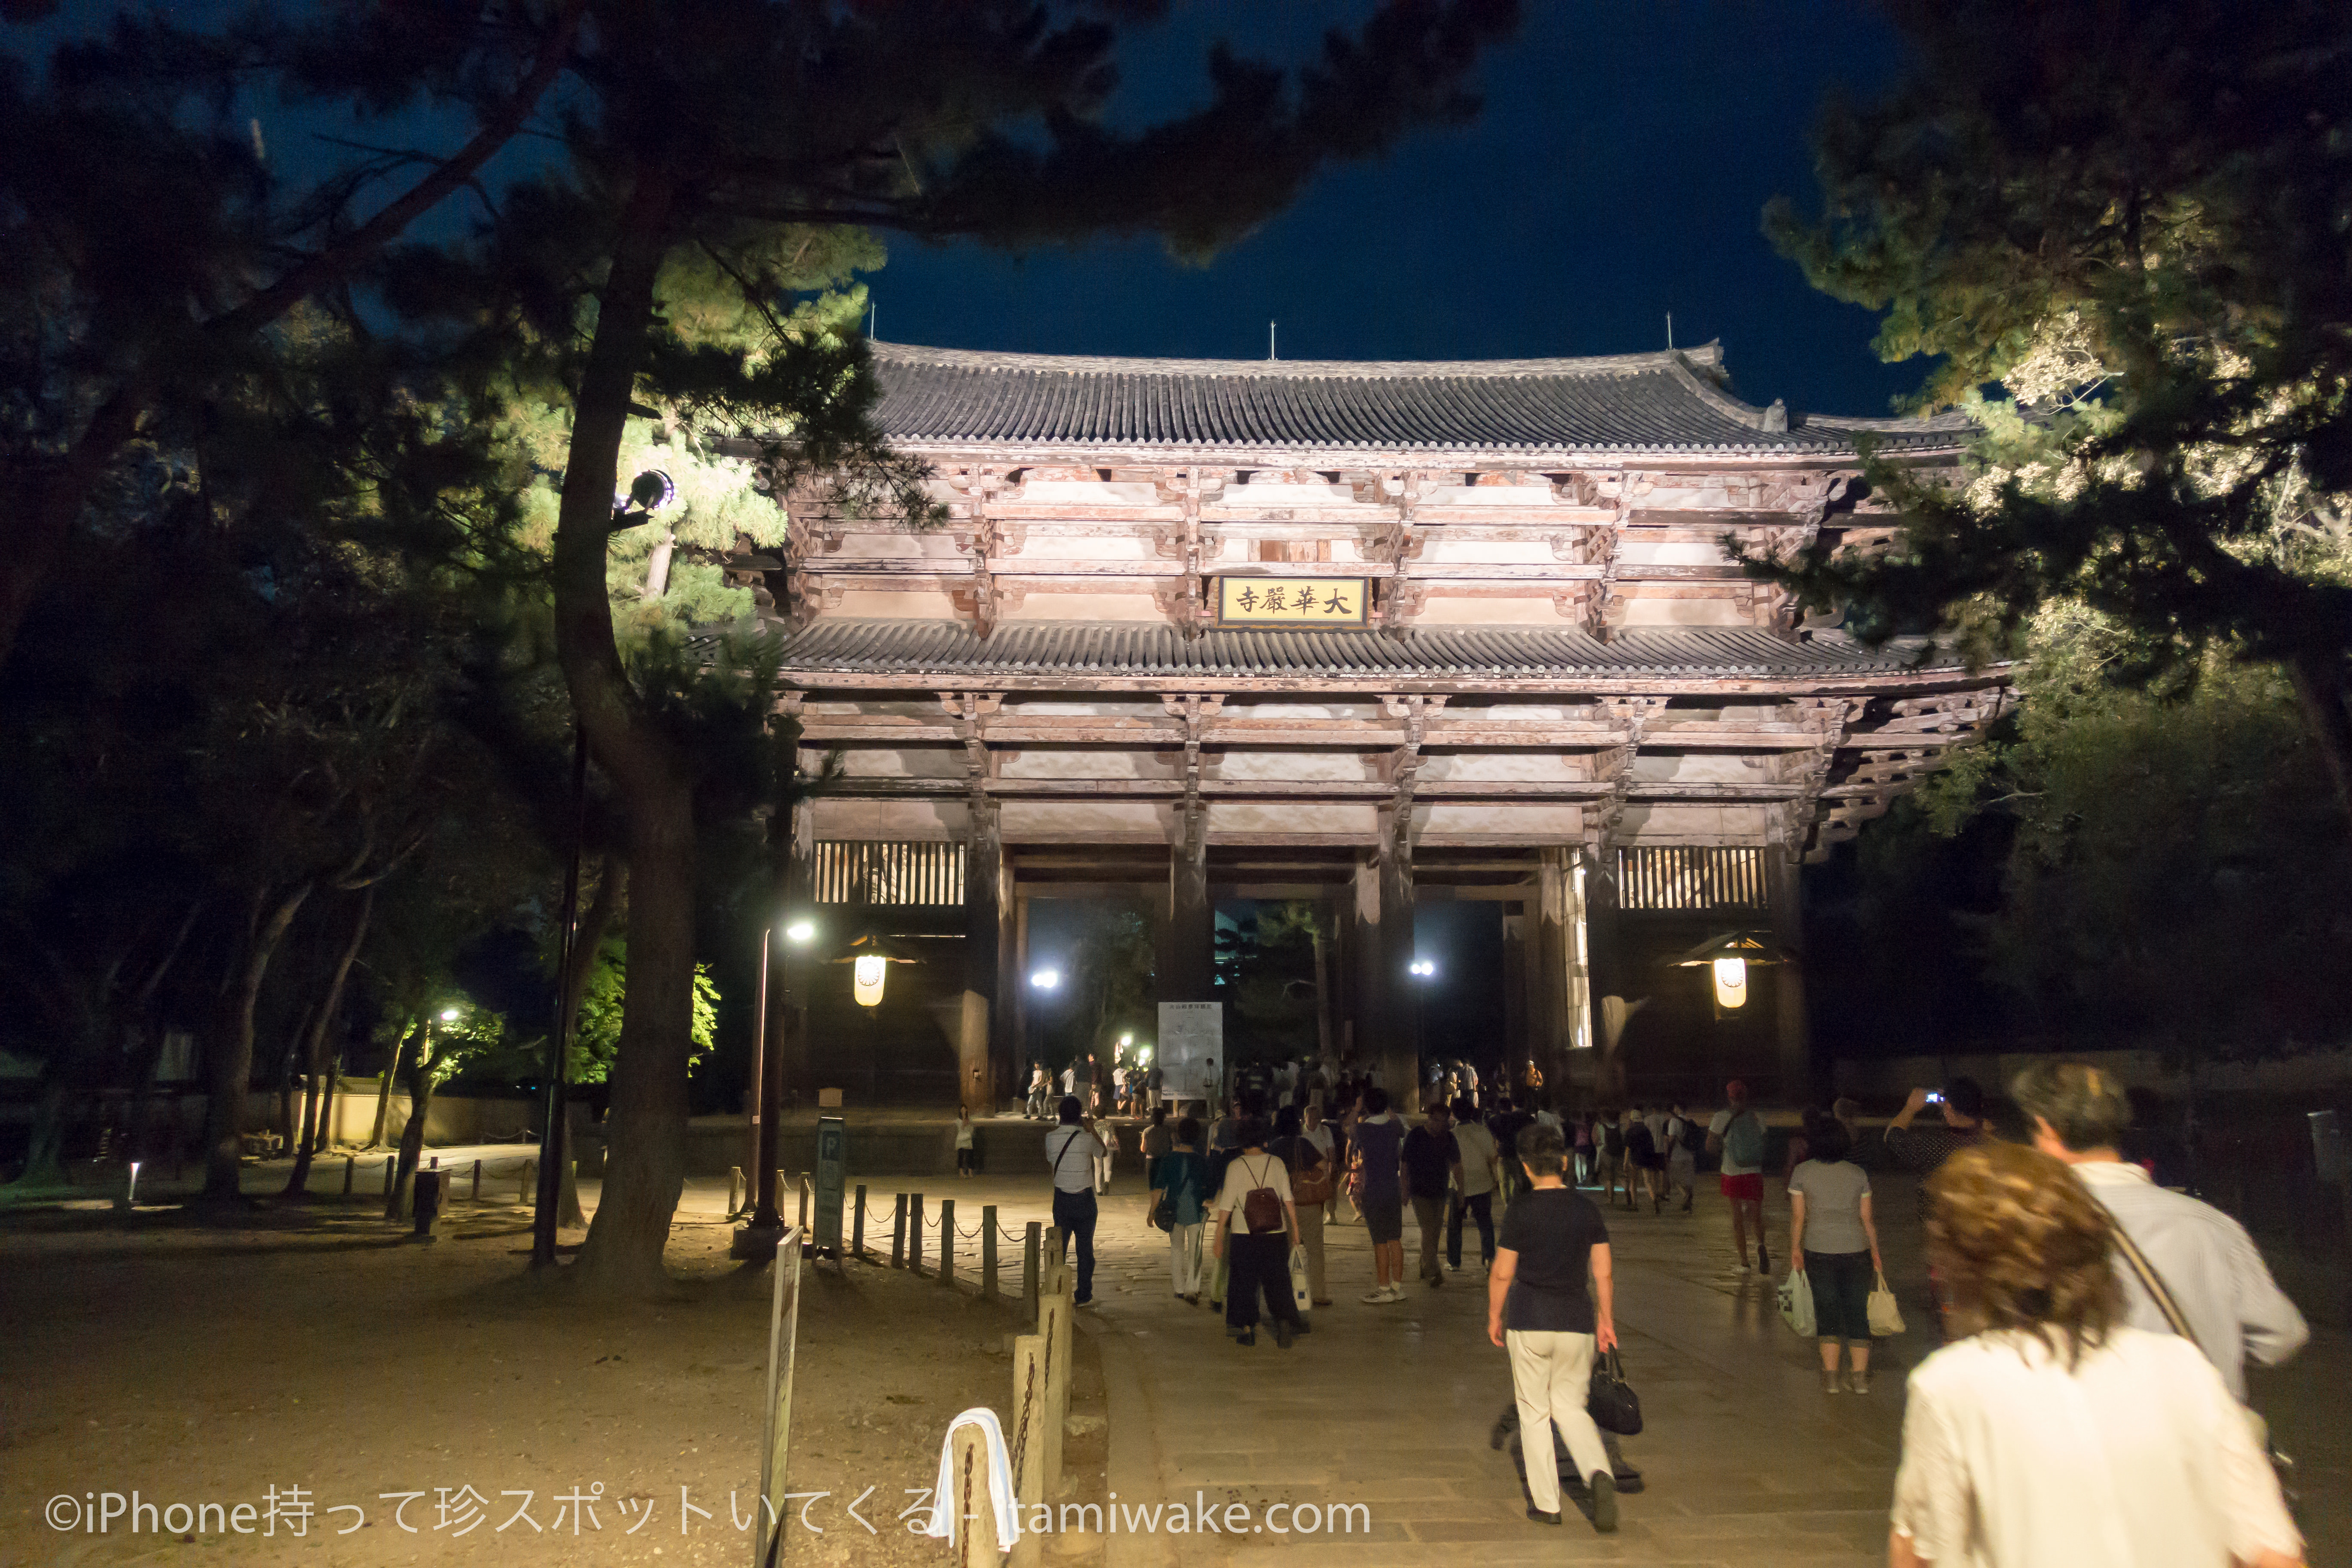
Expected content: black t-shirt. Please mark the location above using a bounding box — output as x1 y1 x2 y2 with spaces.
1498 1187 1608 1333
1401 1125 1453 1200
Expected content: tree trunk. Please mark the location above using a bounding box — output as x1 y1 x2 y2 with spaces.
552 859 623 1233
570 781 697 1289
286 887 373 1197
198 882 314 1206
385 1033 440 1221
273 1001 316 1156
2287 650 2352 834
548 166 696 1296
315 1051 343 1153
368 1020 414 1149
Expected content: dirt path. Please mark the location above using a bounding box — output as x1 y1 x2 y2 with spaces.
0 1187 1040 1568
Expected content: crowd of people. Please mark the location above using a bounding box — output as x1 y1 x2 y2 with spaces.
1029 1055 2312 1561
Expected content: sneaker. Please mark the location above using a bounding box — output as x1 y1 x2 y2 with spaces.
1236 1329 1256 1347
1846 1368 1872 1394
1381 1283 1407 1303
1757 1244 1771 1274
1821 1369 1843 1395
1588 1471 1617 1534
1360 1286 1393 1304
1273 1321 1295 1350
1525 1506 1561 1526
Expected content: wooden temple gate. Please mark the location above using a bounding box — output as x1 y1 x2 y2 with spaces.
717 342 2008 1110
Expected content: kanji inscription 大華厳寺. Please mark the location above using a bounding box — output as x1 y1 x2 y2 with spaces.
1217 578 1368 626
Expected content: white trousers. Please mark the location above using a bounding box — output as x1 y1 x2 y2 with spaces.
1505 1329 1613 1514
1169 1221 1205 1295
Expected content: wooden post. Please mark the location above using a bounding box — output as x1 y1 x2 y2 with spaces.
470 1158 482 1202
383 1155 395 1197
341 1155 355 1195
1008 1332 1046 1568
948 1421 1003 1568
521 1159 535 1204
982 1206 1000 1301
1038 1286 1072 1495
1769 847 1813 1104
853 1184 868 1260
891 1193 906 1268
728 1165 744 1217
1022 1221 1041 1313
939 1198 957 1286
910 1192 926 1275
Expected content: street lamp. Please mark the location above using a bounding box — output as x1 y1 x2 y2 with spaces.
1408 959 1437 1093
738 914 818 1256
1030 968 1060 990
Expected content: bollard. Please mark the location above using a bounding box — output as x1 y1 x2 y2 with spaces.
521 1160 535 1204
383 1156 396 1197
853 1185 868 1261
891 1194 906 1269
411 1168 443 1241
1022 1222 1041 1315
798 1172 811 1238
727 1166 744 1217
1008 1333 1047 1568
342 1155 355 1195
910 1193 926 1276
939 1199 956 1286
947 1421 1003 1568
1038 1289 1070 1494
471 1158 482 1203
982 1206 999 1301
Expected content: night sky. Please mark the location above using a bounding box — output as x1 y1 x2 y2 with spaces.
870 0 1920 417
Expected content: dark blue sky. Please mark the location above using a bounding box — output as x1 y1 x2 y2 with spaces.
871 0 1920 416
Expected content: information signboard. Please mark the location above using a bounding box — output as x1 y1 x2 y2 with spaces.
813 1115 845 1256
1156 1001 1224 1106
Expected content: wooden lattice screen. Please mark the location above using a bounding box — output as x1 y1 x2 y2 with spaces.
811 841 967 907
1615 846 1768 912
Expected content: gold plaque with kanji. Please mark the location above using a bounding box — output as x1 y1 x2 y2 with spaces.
1215 577 1368 626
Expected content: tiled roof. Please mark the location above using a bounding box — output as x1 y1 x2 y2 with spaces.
729 620 1975 683
867 341 1973 459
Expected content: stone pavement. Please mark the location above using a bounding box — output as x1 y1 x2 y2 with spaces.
890 1167 1922 1568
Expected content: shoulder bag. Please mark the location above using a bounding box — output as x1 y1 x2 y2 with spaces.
1289 1138 1335 1207
1586 1348 1643 1436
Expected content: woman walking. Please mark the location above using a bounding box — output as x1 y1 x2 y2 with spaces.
1787 1117 1882 1391
1148 1116 1211 1303
1271 1106 1333 1305
1888 1142 2302 1568
1209 1118 1305 1348
1489 1122 1618 1534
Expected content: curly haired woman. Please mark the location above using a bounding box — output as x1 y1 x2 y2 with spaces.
1889 1142 2301 1568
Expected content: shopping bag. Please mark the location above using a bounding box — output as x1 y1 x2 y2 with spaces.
1866 1269 1906 1336
1778 1266 1817 1336
1208 1250 1228 1308
1288 1246 1312 1314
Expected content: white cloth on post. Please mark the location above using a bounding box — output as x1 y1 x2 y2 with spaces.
922 1406 1020 1551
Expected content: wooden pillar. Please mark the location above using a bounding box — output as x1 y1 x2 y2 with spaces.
1581 844 1623 1098
961 802 1006 1116
1536 848 1582 1090
1374 813 1419 1108
1769 848 1813 1106
1160 806 1215 1005
1013 892 1032 1081
1500 911 1528 1083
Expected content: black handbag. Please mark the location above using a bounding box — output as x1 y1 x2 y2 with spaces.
1586 1348 1642 1436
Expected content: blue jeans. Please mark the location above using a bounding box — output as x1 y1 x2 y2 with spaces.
1052 1188 1098 1302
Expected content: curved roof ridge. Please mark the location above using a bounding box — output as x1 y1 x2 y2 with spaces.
869 338 1725 381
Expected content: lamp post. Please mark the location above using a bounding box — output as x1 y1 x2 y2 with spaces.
1408 958 1436 1096
736 916 818 1258
533 471 672 1270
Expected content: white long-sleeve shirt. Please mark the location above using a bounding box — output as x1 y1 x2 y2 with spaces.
1891 1328 2299 1568
2071 1160 2307 1401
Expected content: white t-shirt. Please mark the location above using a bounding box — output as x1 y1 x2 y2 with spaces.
954 1121 976 1150
1891 1328 2299 1568
1708 1107 1764 1176
1302 1124 1335 1161
1044 1125 1103 1193
1211 1152 1295 1224
1452 1121 1499 1197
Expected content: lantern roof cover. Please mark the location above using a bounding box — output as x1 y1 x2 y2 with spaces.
1669 929 1792 968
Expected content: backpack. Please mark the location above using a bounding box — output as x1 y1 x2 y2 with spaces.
1286 1138 1334 1207
1724 1110 1766 1168
1239 1156 1285 1235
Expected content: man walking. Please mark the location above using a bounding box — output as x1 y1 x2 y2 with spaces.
2011 1060 2306 1401
1707 1081 1769 1272
1403 1099 1456 1288
1449 1096 1503 1271
1353 1087 1409 1302
1489 1121 1618 1534
1044 1097 1105 1307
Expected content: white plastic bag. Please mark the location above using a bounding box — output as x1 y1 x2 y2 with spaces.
1778 1267 1816 1337
1289 1245 1312 1314
1866 1268 1906 1336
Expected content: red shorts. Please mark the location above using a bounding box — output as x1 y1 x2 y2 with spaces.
1719 1173 1764 1203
